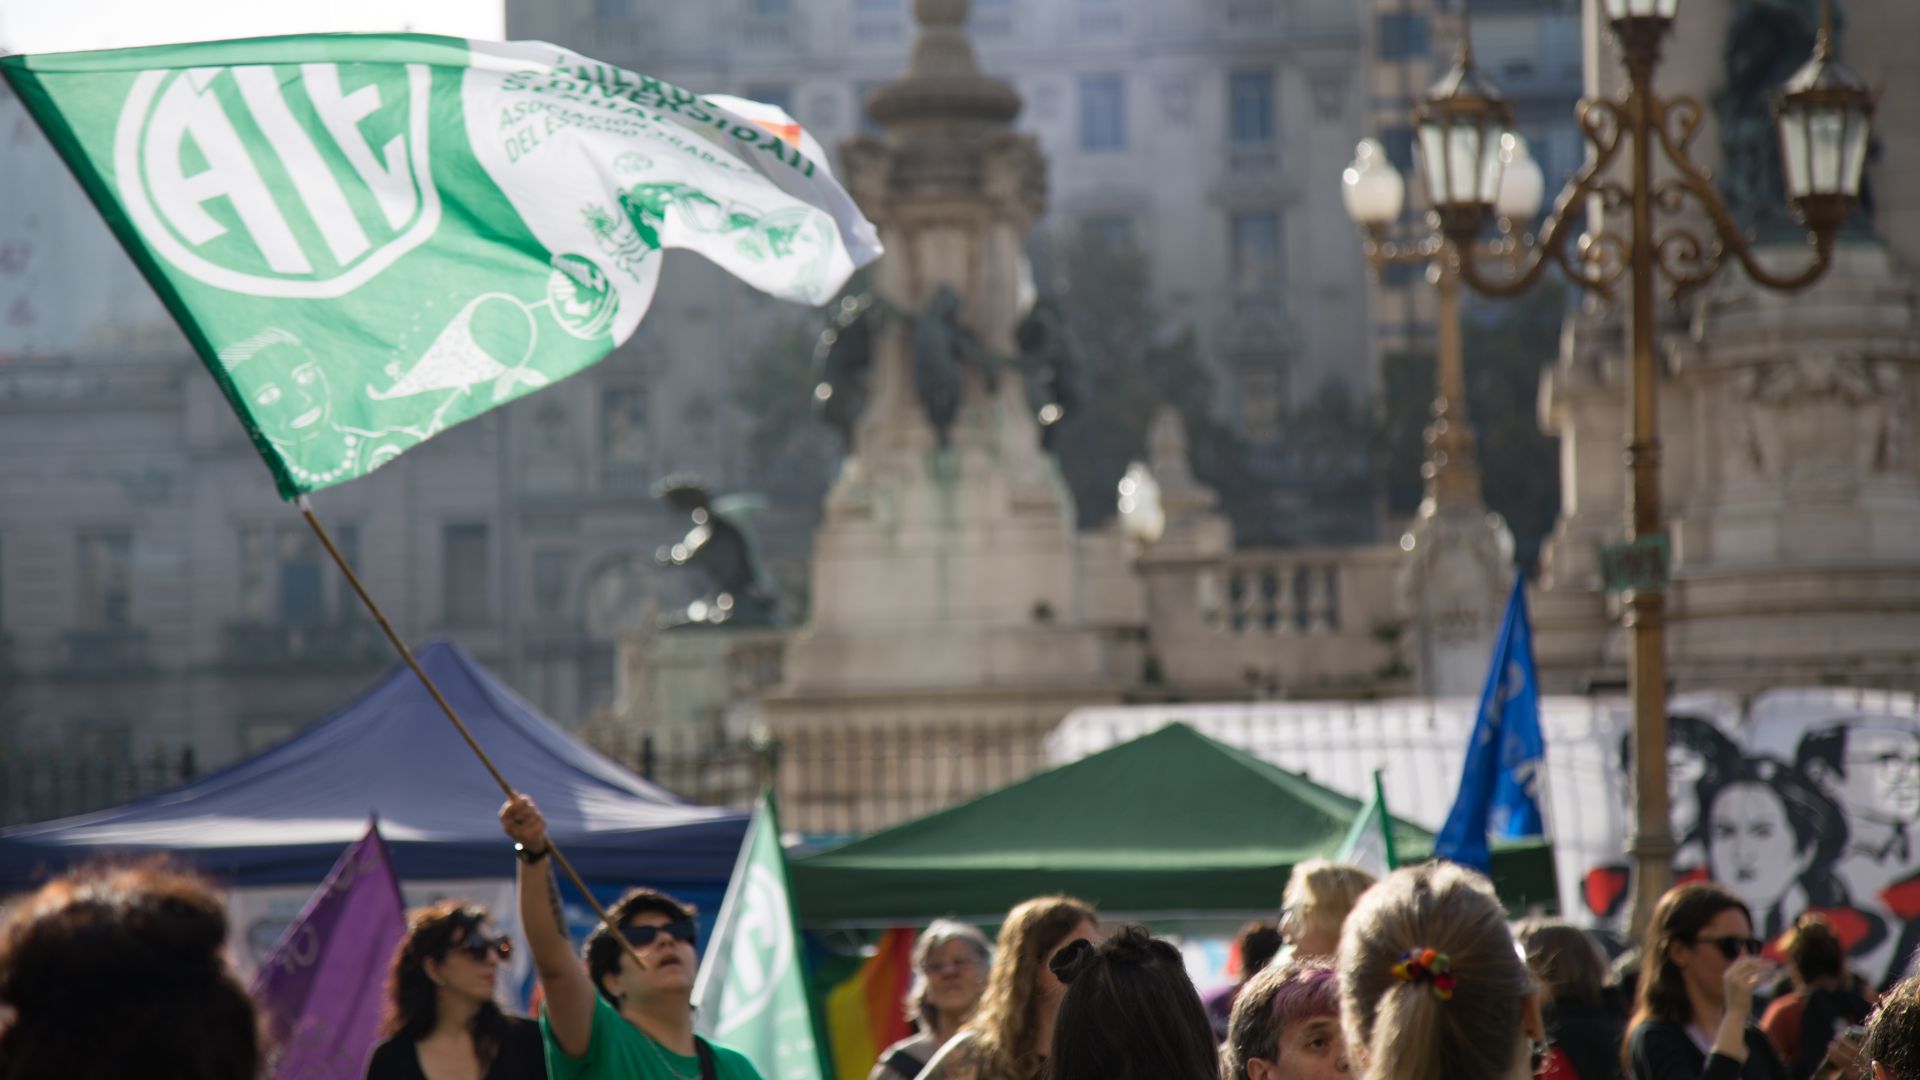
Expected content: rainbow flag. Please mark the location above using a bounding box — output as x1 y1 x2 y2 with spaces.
826 926 918 1080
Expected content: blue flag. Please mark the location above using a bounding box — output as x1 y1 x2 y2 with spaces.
1434 572 1546 873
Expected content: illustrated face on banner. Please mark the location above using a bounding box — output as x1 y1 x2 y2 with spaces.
1848 727 1920 822
225 329 335 450
255 359 334 447
1706 780 1814 911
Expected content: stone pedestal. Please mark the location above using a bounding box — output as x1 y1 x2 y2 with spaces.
769 0 1140 731
1535 243 1920 691
1396 497 1515 698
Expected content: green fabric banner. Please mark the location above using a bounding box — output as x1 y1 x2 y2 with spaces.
694 791 830 1080
1 35 880 497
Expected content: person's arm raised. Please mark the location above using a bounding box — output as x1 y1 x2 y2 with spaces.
501 794 596 1057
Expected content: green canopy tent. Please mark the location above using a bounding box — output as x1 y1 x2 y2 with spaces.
789 722 1557 924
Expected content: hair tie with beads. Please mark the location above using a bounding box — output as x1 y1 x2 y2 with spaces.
1390 947 1456 1000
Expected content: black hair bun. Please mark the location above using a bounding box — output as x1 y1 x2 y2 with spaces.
1049 937 1095 984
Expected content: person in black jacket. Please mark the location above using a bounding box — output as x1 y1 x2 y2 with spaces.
1625 884 1788 1080
366 901 544 1080
1518 919 1627 1080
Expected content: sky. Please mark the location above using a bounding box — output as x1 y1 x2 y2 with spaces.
0 0 504 54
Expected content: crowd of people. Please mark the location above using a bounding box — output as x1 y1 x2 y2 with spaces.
3 817 1920 1080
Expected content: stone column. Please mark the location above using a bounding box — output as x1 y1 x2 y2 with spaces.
774 0 1135 703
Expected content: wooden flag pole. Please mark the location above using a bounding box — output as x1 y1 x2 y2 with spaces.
296 495 650 968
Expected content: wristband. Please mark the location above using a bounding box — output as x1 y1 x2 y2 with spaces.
515 842 550 864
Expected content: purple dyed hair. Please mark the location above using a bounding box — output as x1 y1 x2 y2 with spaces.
1224 959 1341 1080
1269 962 1340 1032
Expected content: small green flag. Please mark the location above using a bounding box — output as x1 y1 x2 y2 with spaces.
1335 770 1400 877
1 35 880 498
693 791 829 1080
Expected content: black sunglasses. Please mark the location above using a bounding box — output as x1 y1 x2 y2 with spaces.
1694 934 1764 960
621 919 697 948
453 934 512 962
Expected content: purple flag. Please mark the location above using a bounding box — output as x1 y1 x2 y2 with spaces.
250 821 407 1079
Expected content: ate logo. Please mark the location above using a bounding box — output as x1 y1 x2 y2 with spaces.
114 62 440 298
714 864 794 1038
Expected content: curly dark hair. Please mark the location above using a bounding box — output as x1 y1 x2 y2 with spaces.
1867 976 1920 1080
1047 925 1218 1080
0 860 260 1080
585 888 697 1003
382 901 513 1058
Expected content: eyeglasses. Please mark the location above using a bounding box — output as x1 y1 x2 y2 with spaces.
1693 935 1764 960
453 934 512 962
922 956 981 976
620 919 698 948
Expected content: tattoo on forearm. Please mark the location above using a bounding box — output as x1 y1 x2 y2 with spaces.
544 866 565 930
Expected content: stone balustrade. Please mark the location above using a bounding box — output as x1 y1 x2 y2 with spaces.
1135 542 1410 698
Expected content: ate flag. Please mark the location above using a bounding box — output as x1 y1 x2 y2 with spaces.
0 35 881 497
250 821 408 1079
694 791 830 1080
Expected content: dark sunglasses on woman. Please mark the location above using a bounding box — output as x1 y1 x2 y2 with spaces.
620 919 698 948
454 934 513 962
1695 934 1765 960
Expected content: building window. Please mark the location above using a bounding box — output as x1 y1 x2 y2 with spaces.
602 387 650 465
752 0 789 15
238 525 357 624
1229 70 1274 143
443 524 491 625
854 81 886 135
77 530 132 629
534 552 572 617
1078 74 1126 151
1231 212 1283 294
1379 124 1416 176
1378 12 1431 60
1240 368 1286 444
1083 215 1134 251
595 0 631 19
744 84 792 115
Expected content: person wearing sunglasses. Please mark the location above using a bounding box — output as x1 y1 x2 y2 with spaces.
500 792 766 1080
1626 883 1789 1080
367 901 544 1080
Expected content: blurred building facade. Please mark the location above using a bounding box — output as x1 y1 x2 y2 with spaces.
508 0 1391 544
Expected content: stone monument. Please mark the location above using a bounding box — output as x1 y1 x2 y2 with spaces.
1532 0 1920 692
764 0 1142 732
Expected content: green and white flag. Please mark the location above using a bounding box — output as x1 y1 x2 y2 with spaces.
693 790 827 1080
0 35 881 497
1335 770 1400 878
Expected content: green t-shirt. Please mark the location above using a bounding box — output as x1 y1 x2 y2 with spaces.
542 994 765 1080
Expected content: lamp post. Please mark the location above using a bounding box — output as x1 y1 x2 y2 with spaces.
1344 130 1543 512
1349 0 1875 936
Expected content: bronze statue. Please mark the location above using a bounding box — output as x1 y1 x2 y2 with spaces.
811 292 875 445
911 286 973 446
1015 295 1084 450
652 477 780 628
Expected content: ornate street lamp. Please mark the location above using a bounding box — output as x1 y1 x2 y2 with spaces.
1414 37 1513 242
1352 0 1876 935
1342 56 1542 514
1775 12 1875 235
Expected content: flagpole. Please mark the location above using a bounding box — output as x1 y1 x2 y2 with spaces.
297 494 648 969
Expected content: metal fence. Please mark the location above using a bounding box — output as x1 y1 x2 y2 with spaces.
0 744 199 827
632 716 1063 837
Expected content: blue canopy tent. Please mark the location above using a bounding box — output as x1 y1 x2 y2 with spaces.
0 641 748 913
